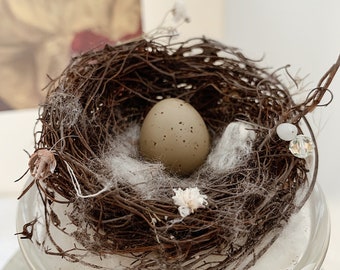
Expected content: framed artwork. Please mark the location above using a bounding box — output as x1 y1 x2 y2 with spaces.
0 0 141 110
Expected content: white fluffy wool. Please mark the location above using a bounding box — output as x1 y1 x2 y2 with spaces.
102 121 255 199
107 125 164 187
102 125 179 198
207 122 256 173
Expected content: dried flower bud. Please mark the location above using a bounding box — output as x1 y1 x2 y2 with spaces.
29 149 56 179
172 187 208 217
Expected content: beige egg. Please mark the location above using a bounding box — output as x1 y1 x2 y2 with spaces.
139 98 210 176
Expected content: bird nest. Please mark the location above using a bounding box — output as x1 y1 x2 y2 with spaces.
18 37 338 269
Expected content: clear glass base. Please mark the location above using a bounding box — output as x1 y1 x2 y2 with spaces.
17 180 330 270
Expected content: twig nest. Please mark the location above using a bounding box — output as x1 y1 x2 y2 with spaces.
18 37 335 269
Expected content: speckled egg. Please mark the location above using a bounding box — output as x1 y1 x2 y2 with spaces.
139 98 210 176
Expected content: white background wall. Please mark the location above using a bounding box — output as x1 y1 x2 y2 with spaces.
142 0 339 268
141 0 226 41
225 2 340 268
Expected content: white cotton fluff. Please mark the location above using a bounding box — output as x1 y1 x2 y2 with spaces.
102 122 255 199
103 125 178 198
206 122 256 173
109 155 165 188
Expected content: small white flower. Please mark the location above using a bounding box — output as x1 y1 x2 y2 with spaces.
172 0 190 23
172 187 208 218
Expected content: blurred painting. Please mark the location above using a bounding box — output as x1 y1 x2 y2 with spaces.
0 0 142 110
